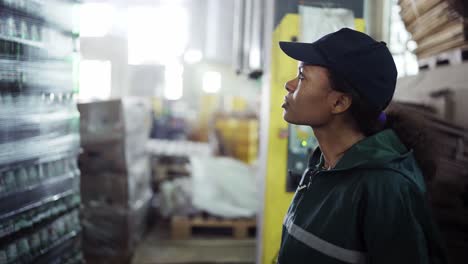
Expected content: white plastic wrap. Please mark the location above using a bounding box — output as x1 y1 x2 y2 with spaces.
0 94 80 167
82 192 151 261
0 0 77 60
0 1 81 263
81 157 153 208
146 139 213 157
190 156 259 218
158 177 199 217
78 98 152 145
0 60 75 93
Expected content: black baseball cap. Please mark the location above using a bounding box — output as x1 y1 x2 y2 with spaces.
279 28 397 112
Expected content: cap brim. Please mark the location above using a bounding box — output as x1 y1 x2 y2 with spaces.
279 41 328 67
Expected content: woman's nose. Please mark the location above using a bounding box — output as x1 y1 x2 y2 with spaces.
284 79 297 93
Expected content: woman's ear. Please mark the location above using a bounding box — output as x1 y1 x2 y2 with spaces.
331 93 352 114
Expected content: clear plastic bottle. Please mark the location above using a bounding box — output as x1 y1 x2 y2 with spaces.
47 161 55 178
0 17 6 36
17 0 25 11
51 203 59 217
56 159 64 176
41 162 49 179
0 171 5 194
30 23 39 42
17 237 30 258
57 218 65 236
4 170 16 192
0 249 7 264
31 207 39 224
44 203 52 219
27 165 38 186
6 17 15 37
71 210 79 228
15 214 27 231
36 205 45 223
20 20 28 40
49 222 58 242
29 232 41 254
16 167 28 190
57 199 66 214
39 227 48 248
63 214 72 233
6 242 17 262
37 163 44 181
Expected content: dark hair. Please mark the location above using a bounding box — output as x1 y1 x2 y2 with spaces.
327 70 437 181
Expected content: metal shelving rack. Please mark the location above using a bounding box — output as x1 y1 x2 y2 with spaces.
0 0 82 263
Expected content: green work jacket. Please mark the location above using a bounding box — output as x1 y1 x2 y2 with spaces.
278 129 447 264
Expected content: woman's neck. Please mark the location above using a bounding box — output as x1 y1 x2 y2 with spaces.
313 122 365 169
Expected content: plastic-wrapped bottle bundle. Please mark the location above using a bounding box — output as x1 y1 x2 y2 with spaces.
0 192 80 238
0 157 78 197
0 1 82 263
0 209 82 263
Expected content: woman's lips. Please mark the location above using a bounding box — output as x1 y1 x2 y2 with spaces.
282 96 289 109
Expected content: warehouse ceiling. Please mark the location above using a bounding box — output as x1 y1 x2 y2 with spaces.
80 0 235 65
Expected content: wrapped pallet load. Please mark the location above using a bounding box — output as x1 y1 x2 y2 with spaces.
0 1 82 263
399 0 468 59
400 0 468 59
78 98 153 264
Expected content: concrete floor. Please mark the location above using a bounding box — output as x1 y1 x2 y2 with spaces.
131 221 256 264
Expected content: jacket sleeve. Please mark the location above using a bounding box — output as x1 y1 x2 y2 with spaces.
362 172 448 264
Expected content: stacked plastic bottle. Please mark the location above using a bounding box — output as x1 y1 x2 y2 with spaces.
0 1 82 263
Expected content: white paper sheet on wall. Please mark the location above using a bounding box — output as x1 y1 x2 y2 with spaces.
299 6 355 42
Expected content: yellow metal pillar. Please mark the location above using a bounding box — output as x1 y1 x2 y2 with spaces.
261 13 300 264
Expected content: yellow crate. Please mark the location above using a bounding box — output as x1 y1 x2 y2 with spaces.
235 145 258 156
234 139 258 148
235 131 258 140
231 96 248 112
238 119 259 130
236 153 258 164
236 123 259 134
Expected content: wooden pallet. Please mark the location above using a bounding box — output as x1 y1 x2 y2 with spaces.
418 46 468 69
171 215 256 240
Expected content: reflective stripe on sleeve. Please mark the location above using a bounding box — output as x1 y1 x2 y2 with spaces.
284 216 367 264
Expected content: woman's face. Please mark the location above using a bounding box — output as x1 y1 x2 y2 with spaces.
282 63 346 127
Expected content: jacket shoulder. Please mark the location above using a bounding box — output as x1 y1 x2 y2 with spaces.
357 167 425 199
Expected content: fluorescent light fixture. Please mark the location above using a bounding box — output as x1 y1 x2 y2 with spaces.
202 71 221 93
407 40 417 52
128 5 188 65
249 48 261 69
80 3 115 37
79 60 112 101
184 49 203 64
164 62 184 100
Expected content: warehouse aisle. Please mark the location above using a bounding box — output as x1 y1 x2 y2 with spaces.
132 221 256 264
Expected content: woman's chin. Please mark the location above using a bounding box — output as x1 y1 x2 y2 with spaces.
283 111 292 123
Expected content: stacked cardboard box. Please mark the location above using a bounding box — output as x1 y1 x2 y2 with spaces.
389 102 468 263
398 0 468 58
78 98 152 264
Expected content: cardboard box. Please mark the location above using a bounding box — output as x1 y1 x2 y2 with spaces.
78 132 148 174
82 192 151 262
81 157 152 207
78 98 151 146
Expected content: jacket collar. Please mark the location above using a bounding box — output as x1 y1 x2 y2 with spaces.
309 129 411 171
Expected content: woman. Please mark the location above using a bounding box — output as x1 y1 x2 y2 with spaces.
277 28 447 264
